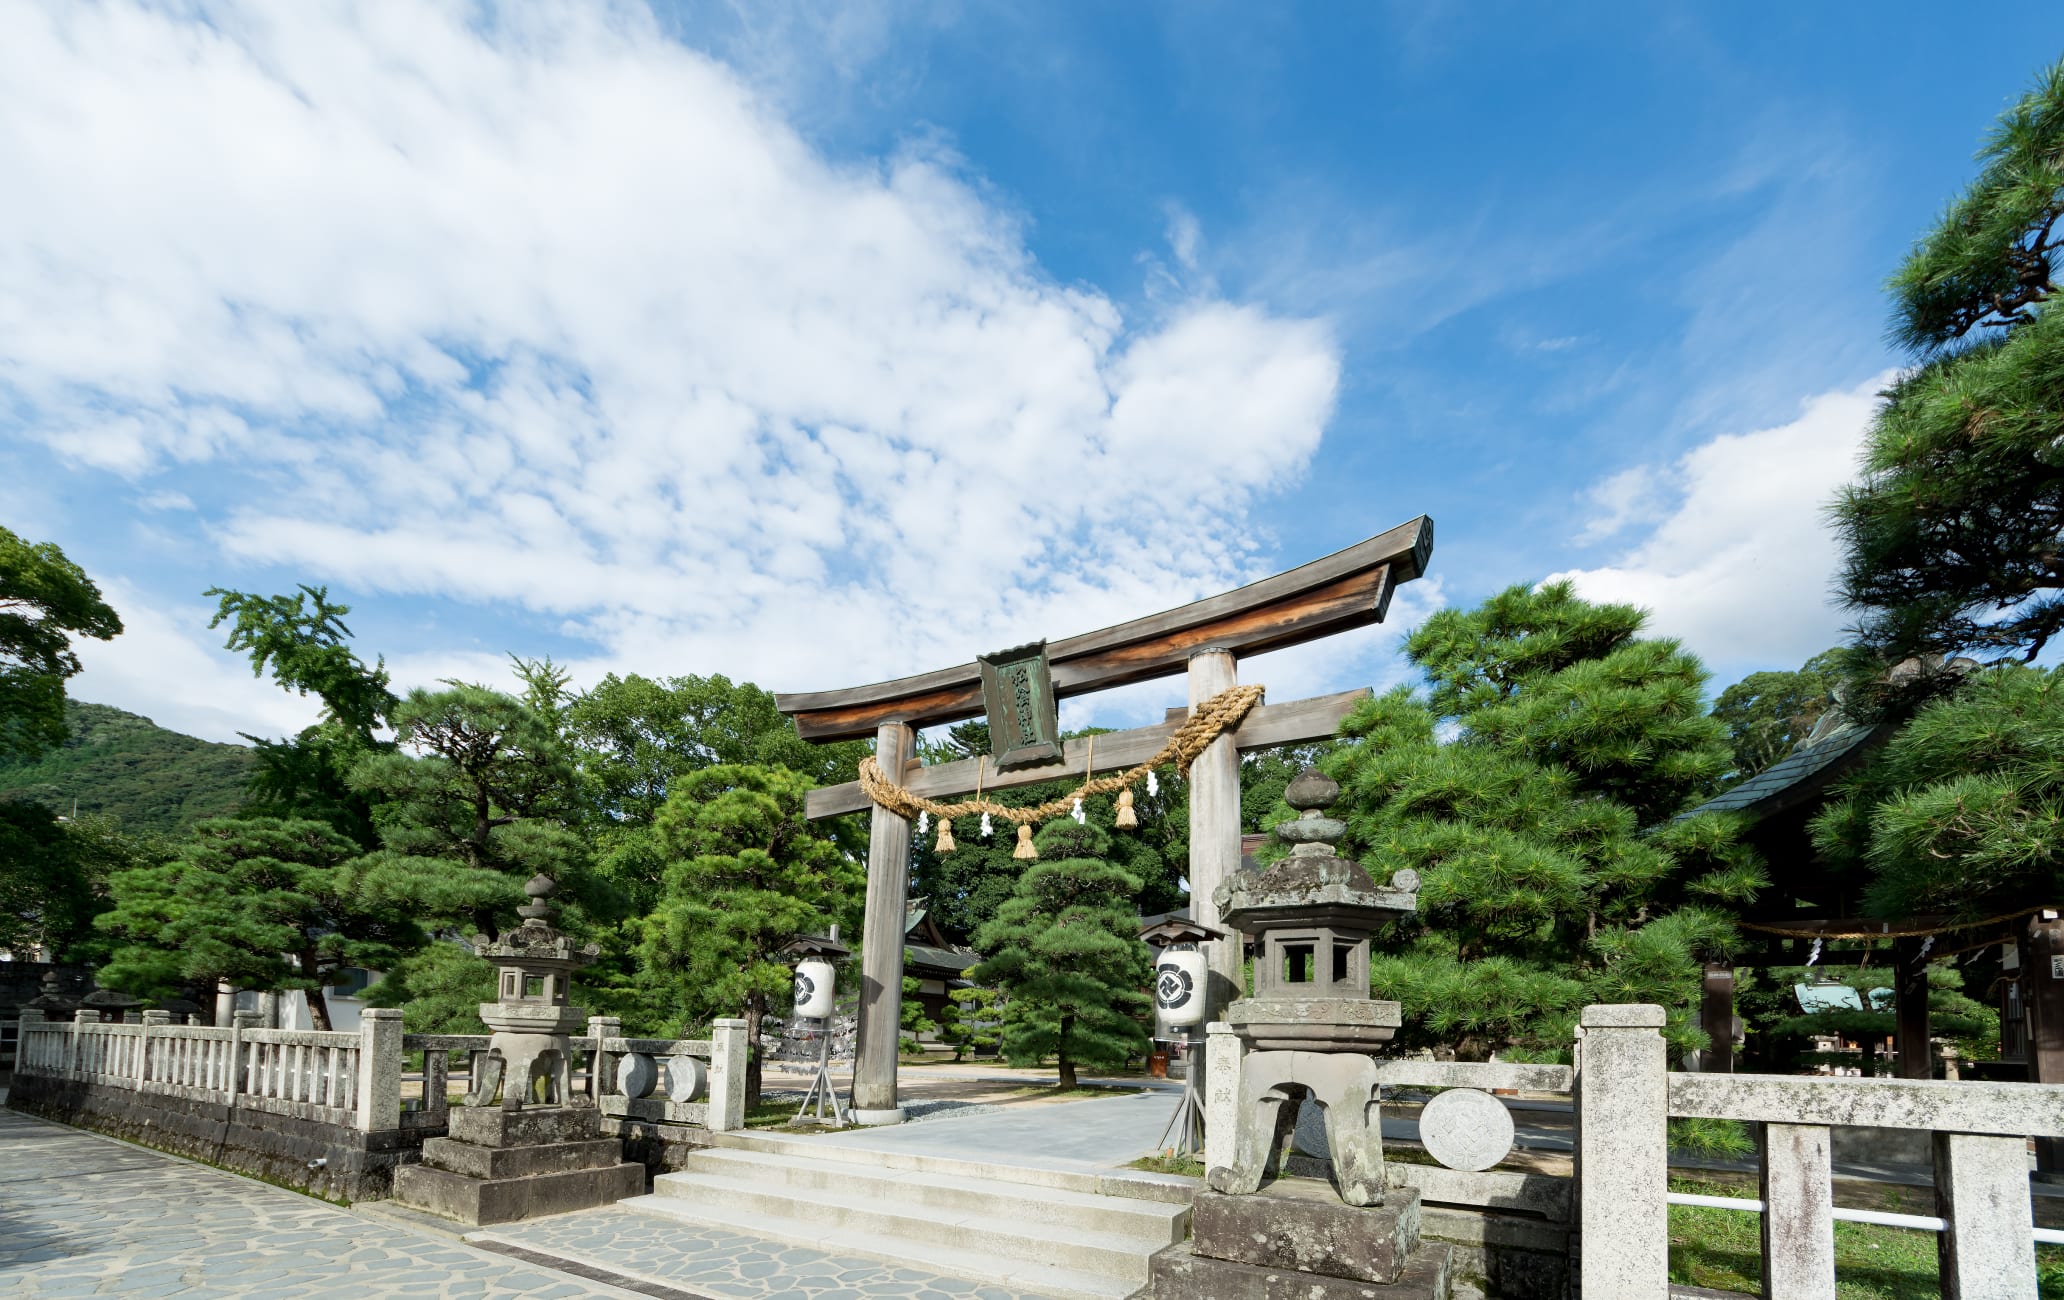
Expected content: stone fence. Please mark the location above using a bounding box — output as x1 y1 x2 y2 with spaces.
1210 1005 2064 1300
10 1007 749 1196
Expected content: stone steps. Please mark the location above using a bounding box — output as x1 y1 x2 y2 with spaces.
618 1139 1190 1299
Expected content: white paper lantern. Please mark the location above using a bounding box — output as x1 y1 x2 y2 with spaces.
664 1054 707 1102
617 1052 657 1099
1154 950 1208 1027
793 959 836 1019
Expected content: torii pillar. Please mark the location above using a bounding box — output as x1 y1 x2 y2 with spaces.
851 721 915 1123
1186 648 1245 1016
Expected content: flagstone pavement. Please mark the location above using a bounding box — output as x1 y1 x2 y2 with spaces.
0 1108 1053 1299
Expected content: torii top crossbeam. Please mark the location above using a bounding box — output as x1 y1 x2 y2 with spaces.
775 515 1435 1125
777 515 1432 742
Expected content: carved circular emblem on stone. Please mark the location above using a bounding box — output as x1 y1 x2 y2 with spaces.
617 1052 657 1100
1155 962 1194 1011
1419 1087 1514 1172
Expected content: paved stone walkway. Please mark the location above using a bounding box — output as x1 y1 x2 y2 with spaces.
0 1109 1063 1299
479 1208 1051 1300
0 1108 640 1298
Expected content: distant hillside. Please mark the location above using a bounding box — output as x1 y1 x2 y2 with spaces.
0 701 255 836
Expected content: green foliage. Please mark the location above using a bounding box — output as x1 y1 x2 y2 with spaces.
971 819 1154 1087
1835 63 2064 666
639 764 862 1106
0 804 151 959
899 973 937 1055
211 586 398 846
0 701 255 834
0 525 122 762
1329 583 1757 1060
1810 664 2064 919
1766 964 2000 1070
564 671 863 914
359 940 494 1035
210 586 393 736
96 817 428 1029
1710 649 1846 781
943 985 1003 1062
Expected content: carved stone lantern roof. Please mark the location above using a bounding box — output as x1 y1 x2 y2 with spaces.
77 972 141 1017
473 875 598 1041
24 969 78 1016
1211 766 1418 1052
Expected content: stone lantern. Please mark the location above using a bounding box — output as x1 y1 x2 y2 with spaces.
1148 767 1450 1299
1207 765 1418 1204
24 970 79 1020
464 874 600 1111
395 871 641 1227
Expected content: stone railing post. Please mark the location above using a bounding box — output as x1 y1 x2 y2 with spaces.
1574 1003 1669 1300
141 1008 171 1086
709 1018 748 1131
1203 1022 1241 1175
355 1007 404 1132
71 1009 100 1081
16 1009 43 1075
230 1010 259 1102
586 1015 621 1103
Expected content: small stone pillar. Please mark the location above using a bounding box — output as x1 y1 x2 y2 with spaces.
1574 1003 1669 1300
709 1018 748 1132
355 1007 403 1132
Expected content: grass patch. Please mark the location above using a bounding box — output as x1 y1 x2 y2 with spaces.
1667 1176 2064 1298
1129 1153 1205 1178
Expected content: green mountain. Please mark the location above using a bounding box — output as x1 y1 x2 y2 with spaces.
0 701 254 835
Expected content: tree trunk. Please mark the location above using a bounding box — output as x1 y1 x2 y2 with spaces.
307 982 333 1032
1057 1013 1076 1089
744 993 765 1111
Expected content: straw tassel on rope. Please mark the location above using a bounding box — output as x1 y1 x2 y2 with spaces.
1114 787 1137 829
935 817 955 854
1014 824 1037 860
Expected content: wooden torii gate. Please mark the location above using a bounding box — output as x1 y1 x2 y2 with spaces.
777 515 1435 1124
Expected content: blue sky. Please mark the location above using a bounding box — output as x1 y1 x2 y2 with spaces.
8 2 2064 744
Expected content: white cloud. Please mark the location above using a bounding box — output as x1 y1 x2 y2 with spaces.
2 1 1343 707
1550 375 1888 673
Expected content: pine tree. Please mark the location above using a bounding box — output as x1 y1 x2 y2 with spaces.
639 764 862 1107
1833 62 2064 667
971 819 1153 1087
1326 583 1760 1060
1809 663 2064 920
349 684 584 941
96 817 426 1029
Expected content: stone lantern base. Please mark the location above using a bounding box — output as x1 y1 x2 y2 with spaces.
1148 1180 1452 1298
391 1105 642 1226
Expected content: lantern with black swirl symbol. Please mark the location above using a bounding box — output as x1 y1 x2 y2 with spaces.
1154 948 1208 1028
793 958 836 1019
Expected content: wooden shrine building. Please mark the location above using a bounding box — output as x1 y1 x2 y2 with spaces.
1686 707 2058 1111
